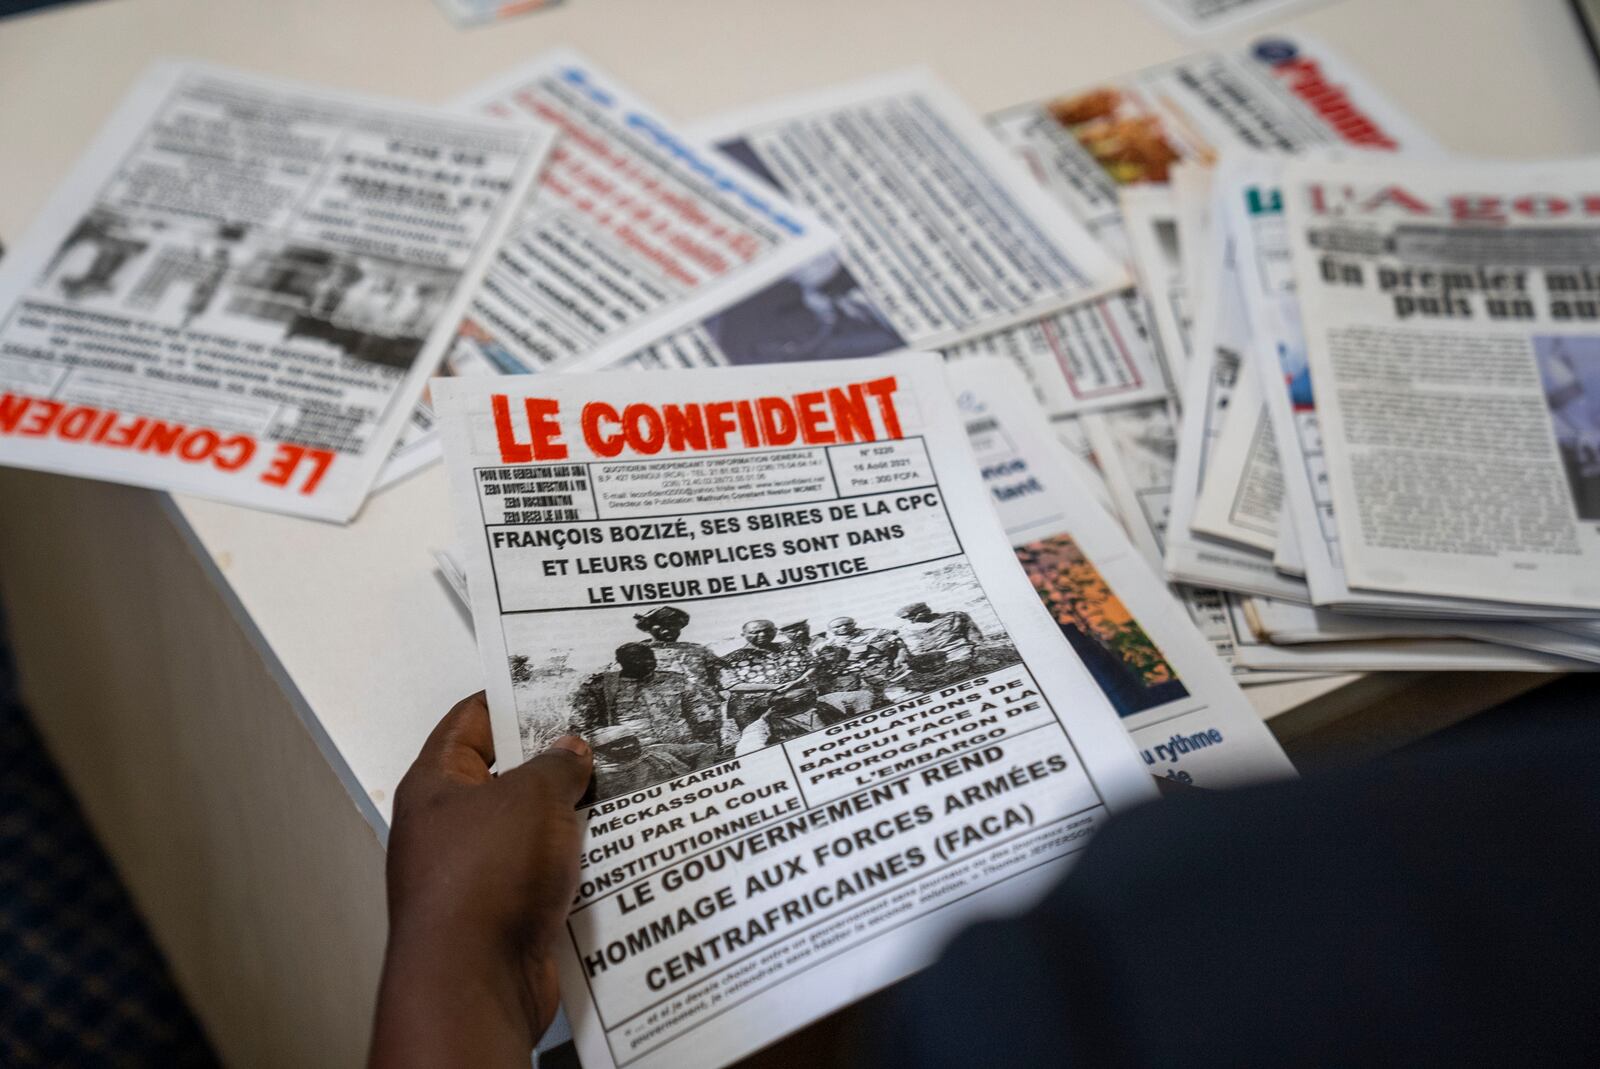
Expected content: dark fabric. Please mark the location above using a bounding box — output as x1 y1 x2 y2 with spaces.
871 688 1600 1067
0 613 218 1067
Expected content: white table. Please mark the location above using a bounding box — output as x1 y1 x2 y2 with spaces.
0 0 1592 1064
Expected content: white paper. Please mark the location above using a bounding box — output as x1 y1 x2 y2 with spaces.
951 358 1295 785
435 354 1155 1069
378 50 840 485
0 61 552 521
696 70 1128 352
1283 157 1600 610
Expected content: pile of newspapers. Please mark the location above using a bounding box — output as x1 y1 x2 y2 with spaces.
1 33 1596 1069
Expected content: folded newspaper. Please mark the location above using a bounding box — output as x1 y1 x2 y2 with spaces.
435 354 1161 1069
0 61 554 520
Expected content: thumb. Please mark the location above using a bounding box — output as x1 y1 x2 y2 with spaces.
502 735 594 808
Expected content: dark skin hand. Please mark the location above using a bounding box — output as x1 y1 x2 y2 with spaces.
369 693 592 1068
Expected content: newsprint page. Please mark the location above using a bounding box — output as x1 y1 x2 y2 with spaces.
380 49 836 484
436 354 1155 1069
1283 159 1600 610
0 62 551 520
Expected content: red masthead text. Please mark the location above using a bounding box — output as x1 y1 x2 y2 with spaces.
491 374 906 463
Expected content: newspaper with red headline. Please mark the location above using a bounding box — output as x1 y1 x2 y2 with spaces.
435 353 1154 1069
0 61 552 520
378 50 839 485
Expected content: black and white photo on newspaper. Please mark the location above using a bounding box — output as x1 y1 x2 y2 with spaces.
378 49 842 485
0 61 554 520
434 353 1154 1069
1282 157 1600 611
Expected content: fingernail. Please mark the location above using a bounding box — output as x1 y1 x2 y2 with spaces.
549 735 590 758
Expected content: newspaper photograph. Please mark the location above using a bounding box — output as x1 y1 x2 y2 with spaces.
985 34 1434 256
611 250 904 372
696 70 1127 352
380 50 839 484
1283 157 1600 610
435 354 1156 1069
951 357 1295 785
0 62 551 520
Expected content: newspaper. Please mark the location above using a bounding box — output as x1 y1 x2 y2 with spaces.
1081 400 1317 683
696 72 1125 350
692 73 1172 424
985 34 1434 257
1135 0 1333 37
1189 362 1282 553
1282 158 1600 610
1246 596 1600 665
1121 184 1191 389
1223 157 1589 619
950 358 1295 785
940 287 1169 420
1229 598 1589 672
0 62 551 521
379 52 839 485
1162 207 1309 600
435 353 1156 1069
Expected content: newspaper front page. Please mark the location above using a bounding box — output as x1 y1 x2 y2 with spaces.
986 33 1434 256
1226 158 1589 619
0 62 552 520
951 358 1295 785
695 71 1130 354
436 354 1156 1069
380 51 839 484
1283 158 1600 610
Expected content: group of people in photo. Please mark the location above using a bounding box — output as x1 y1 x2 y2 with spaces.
569 600 1015 797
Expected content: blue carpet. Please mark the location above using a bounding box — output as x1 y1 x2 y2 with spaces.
0 611 219 1067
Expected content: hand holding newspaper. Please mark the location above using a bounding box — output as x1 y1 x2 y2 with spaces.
435 354 1155 1069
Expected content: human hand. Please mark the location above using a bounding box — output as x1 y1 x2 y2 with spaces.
369 693 592 1068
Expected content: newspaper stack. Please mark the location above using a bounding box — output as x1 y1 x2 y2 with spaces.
2 32 1595 1069
1158 152 1600 671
